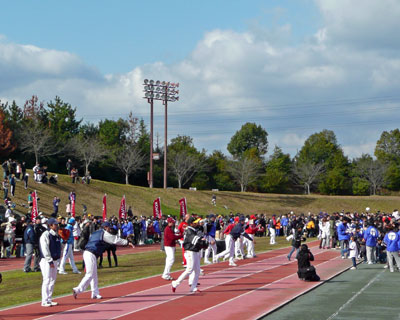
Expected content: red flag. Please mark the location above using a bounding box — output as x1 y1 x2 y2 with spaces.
70 192 76 217
179 198 187 219
119 195 126 219
31 190 38 221
102 194 107 221
153 197 162 219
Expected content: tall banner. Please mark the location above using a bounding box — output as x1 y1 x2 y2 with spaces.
102 194 107 221
153 197 162 219
70 192 76 217
31 190 38 221
179 198 187 219
119 195 126 219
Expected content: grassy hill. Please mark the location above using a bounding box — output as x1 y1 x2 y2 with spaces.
9 171 400 219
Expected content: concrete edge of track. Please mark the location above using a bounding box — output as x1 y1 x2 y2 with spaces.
255 254 357 320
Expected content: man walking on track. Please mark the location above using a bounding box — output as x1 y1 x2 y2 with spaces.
73 222 134 299
38 218 62 307
204 214 217 264
162 217 182 280
172 217 209 293
178 214 189 267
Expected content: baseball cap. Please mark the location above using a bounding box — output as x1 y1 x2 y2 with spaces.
193 218 202 224
250 215 256 220
187 217 196 225
47 218 59 225
102 221 111 228
209 214 215 219
68 217 76 224
167 217 175 223
234 216 240 222
239 216 245 222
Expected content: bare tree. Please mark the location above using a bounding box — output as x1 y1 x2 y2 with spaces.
226 157 260 192
70 136 107 175
114 144 147 185
18 121 59 163
293 161 324 195
169 150 207 189
356 157 388 195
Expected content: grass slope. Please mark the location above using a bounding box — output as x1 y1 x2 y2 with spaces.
9 171 400 218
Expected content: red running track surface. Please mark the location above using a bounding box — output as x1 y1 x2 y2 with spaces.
0 243 351 320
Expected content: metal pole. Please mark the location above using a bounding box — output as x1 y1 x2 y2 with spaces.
164 89 168 189
149 98 154 188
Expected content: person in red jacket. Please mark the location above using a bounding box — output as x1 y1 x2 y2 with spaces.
162 218 182 280
214 217 238 265
178 214 190 267
244 215 258 258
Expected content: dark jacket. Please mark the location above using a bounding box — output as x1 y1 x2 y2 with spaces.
183 226 207 252
24 224 37 245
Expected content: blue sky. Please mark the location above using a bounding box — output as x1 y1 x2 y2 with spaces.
1 0 319 73
1 0 400 159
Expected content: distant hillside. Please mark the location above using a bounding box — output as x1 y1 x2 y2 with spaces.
9 171 400 219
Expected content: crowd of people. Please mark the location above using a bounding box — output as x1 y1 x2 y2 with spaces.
2 158 400 307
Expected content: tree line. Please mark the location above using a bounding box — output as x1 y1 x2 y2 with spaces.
1 96 399 195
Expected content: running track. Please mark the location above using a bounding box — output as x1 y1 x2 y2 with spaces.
0 245 159 272
0 243 351 320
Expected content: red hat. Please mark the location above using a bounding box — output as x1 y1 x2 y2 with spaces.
234 216 240 222
167 217 175 223
250 215 256 220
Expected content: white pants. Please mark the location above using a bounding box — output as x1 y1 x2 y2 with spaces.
269 228 276 244
163 246 175 277
235 236 245 258
204 236 217 262
74 251 99 296
244 234 255 257
174 251 200 292
59 243 78 273
40 258 59 304
216 234 234 263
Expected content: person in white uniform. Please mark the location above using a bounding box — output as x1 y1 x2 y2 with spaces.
38 218 62 307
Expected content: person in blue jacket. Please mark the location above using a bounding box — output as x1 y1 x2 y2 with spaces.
337 217 351 259
363 219 379 264
383 225 400 272
23 218 40 272
73 222 134 299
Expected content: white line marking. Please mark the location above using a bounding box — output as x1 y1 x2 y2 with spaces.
183 253 343 320
325 270 385 320
110 248 327 320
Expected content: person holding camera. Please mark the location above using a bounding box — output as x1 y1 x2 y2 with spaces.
296 244 320 281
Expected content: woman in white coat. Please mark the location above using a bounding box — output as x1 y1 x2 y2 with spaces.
319 218 331 249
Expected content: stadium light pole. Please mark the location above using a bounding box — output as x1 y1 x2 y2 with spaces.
143 79 179 189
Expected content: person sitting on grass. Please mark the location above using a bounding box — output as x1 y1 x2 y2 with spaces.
296 244 320 281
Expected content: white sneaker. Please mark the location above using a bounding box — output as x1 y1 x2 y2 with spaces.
41 302 52 307
246 255 253 259
229 262 238 267
58 271 68 275
49 301 58 306
204 260 212 264
91 295 102 299
73 270 81 274
350 266 357 270
384 265 388 269
368 262 373 265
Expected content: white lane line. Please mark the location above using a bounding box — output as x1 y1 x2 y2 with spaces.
183 252 342 320
325 270 385 320
35 246 308 320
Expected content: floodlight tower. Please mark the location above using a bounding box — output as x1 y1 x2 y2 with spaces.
143 79 179 189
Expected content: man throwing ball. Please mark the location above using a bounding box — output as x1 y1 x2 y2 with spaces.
73 221 134 299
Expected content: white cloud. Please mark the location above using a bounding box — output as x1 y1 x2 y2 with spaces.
1 1 400 160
